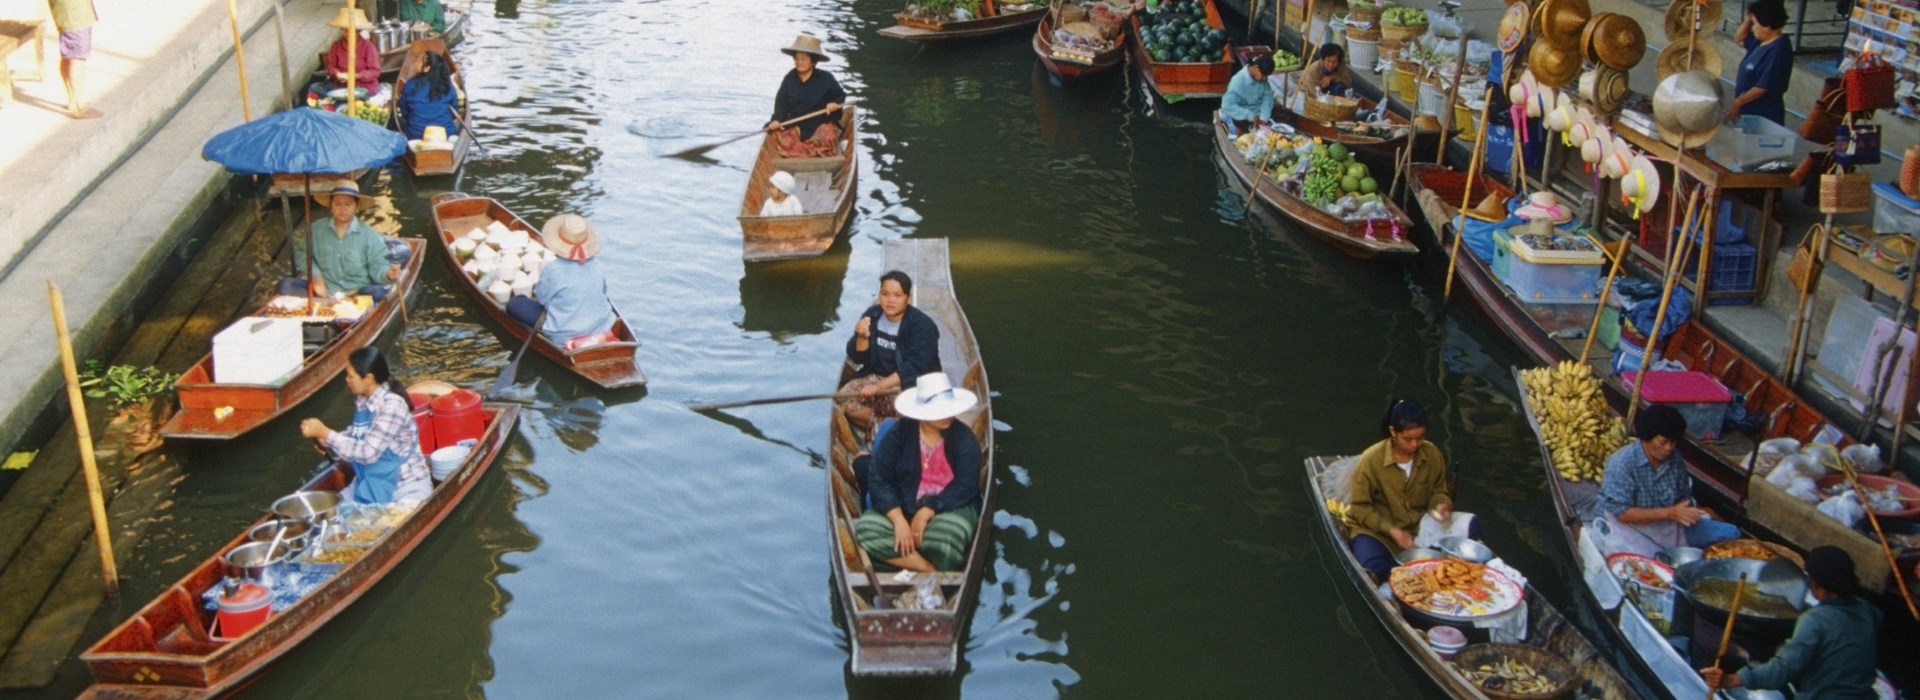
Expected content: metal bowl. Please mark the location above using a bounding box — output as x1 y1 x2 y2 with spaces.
272 490 341 524
1439 536 1494 563
223 540 297 580
1658 546 1704 567
1396 547 1445 564
247 519 313 555
1674 557 1808 628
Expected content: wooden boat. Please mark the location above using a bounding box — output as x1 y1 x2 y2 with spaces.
428 194 647 389
1305 455 1642 700
1033 14 1127 80
736 107 858 263
392 38 471 178
79 402 520 698
826 239 993 676
878 2 1048 43
312 9 469 81
1125 0 1233 100
1273 96 1426 165
159 239 426 440
1211 114 1417 258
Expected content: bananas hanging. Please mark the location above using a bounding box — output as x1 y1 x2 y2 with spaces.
1520 360 1630 483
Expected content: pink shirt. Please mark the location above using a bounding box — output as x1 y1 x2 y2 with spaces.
916 439 954 500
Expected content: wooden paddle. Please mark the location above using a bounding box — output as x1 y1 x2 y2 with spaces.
1705 572 1748 699
832 473 892 610
488 309 546 400
1838 460 1920 620
665 103 841 159
689 387 899 412
451 106 490 159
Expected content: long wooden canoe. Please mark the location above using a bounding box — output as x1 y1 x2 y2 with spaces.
1125 0 1232 100
311 9 469 81
1305 455 1642 699
1033 14 1127 80
736 107 858 263
429 194 647 389
1211 114 1417 258
1273 97 1428 166
878 3 1048 43
392 38 471 178
80 402 519 699
827 239 993 676
160 238 426 440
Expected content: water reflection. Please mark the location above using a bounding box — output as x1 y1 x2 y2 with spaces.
739 250 850 341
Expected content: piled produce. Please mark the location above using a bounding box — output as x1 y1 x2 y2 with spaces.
1381 5 1429 27
1231 131 1397 222
1140 0 1224 63
344 102 390 126
1520 360 1630 483
1271 49 1304 72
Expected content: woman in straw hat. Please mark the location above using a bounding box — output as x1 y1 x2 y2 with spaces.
757 170 806 217
1699 546 1880 698
852 372 983 572
318 7 383 97
1727 0 1793 125
281 183 401 299
838 270 942 429
506 214 618 347
765 34 847 158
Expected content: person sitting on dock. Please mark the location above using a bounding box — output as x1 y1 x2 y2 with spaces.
837 271 942 429
1300 44 1353 100
757 171 806 217
506 214 619 348
765 34 846 158
317 8 383 98
1346 399 1473 581
397 0 447 34
282 184 401 301
1593 404 1739 551
398 51 461 141
1699 546 1880 698
853 372 982 572
1219 54 1275 135
299 347 431 505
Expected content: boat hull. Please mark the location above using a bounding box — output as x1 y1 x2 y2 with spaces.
878 6 1048 43
1211 116 1417 259
736 108 858 263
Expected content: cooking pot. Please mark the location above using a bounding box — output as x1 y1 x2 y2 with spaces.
1674 557 1807 639
224 540 297 580
272 490 341 525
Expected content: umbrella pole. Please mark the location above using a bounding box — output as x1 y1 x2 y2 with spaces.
304 175 315 309
225 0 253 121
346 0 359 114
280 193 296 276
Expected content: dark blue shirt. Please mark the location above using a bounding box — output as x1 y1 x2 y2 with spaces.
770 68 847 140
1736 34 1794 125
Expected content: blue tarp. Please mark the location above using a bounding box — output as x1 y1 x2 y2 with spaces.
202 107 405 175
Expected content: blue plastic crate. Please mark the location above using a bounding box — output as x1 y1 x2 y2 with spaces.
1685 242 1758 294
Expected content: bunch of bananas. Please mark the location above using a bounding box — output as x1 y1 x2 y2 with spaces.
1324 498 1350 522
1520 360 1630 482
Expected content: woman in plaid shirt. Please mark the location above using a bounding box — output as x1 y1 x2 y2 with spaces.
300 348 431 505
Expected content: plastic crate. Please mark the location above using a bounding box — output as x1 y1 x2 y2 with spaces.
1622 371 1732 440
1698 242 1758 293
1705 115 1796 172
1504 242 1603 304
1875 183 1920 235
1611 341 1662 376
1492 229 1514 280
1702 199 1753 246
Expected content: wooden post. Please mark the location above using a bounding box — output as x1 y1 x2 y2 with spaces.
346 0 359 113
1434 33 1468 163
1782 220 1829 382
46 282 117 596
1301 0 1317 65
271 0 292 107
224 0 253 121
1441 62 1503 301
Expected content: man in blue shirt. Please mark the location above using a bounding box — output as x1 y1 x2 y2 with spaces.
1220 55 1275 134
1727 0 1793 125
1593 404 1740 548
506 214 617 347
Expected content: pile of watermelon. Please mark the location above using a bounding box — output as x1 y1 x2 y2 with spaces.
1141 1 1224 64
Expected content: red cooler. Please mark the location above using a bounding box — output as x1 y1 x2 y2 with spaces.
410 393 438 454
215 582 272 639
430 389 486 446
1623 371 1733 440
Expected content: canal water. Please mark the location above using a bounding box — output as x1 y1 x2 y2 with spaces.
18 1 1621 697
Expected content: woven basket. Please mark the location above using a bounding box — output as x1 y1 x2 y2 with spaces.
1303 95 1360 122
1844 53 1897 113
1346 23 1380 41
1820 170 1872 214
1449 644 1578 700
1381 22 1426 44
1901 145 1920 199
1347 6 1381 26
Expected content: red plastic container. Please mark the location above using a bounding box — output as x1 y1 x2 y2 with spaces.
430 389 485 447
215 582 272 639
1623 371 1733 440
409 393 438 454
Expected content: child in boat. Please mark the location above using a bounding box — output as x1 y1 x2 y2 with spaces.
506 214 619 349
299 348 431 505
758 171 806 217
852 372 982 572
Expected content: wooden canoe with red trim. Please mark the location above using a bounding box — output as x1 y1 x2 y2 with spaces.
428 194 647 389
79 403 519 699
1126 0 1233 99
827 238 993 676
1211 115 1417 259
878 2 1048 43
159 239 426 440
1033 14 1127 80
736 107 858 263
392 38 470 178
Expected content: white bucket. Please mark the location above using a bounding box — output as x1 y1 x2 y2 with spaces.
1417 80 1446 117
1348 37 1379 73
1310 14 1328 44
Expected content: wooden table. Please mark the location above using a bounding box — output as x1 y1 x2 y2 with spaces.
0 19 47 107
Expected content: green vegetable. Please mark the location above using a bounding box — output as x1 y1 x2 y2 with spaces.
1360 177 1379 194
1345 162 1368 179
1340 175 1360 193
1328 143 1349 161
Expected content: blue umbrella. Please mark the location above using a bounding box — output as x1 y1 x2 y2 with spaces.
202 107 405 175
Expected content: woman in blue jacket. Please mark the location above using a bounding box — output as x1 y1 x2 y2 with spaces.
837 270 941 428
853 372 982 572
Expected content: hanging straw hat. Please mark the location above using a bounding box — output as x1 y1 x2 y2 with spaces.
541 213 601 262
327 7 375 31
1528 40 1581 88
1622 154 1663 213
894 372 978 421
313 182 373 209
1653 69 1724 148
1655 39 1722 80
1593 13 1648 71
780 34 833 63
1545 103 1575 133
1601 135 1634 179
1595 67 1630 114
1535 0 1591 49
1497 2 1530 55
769 170 797 195
1463 193 1510 223
1515 192 1575 224
1580 12 1611 64
1664 0 1724 43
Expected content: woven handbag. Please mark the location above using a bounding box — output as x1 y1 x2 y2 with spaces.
1787 224 1825 294
1799 77 1846 144
1844 53 1897 113
1834 121 1882 165
1820 168 1872 214
1902 145 1920 200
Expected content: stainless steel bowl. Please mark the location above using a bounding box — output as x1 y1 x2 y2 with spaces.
1439 536 1495 563
223 540 297 580
1658 546 1703 567
247 519 313 555
272 490 341 524
1395 547 1445 564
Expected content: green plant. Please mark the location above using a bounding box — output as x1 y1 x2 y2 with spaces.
78 361 180 409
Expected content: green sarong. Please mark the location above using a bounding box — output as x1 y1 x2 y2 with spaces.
854 507 977 572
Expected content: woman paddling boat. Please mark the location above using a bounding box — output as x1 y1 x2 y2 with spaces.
765 34 846 158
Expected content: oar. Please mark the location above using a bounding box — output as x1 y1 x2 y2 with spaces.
1705 573 1748 699
832 475 892 610
488 309 546 400
1839 460 1920 620
688 387 899 412
451 105 489 159
664 105 837 159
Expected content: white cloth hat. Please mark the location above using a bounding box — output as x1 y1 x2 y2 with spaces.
770 170 796 195
894 372 977 422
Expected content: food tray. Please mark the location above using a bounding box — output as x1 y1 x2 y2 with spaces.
1391 558 1524 622
1606 552 1674 590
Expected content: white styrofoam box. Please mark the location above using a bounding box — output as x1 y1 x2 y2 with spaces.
1875 183 1920 235
213 317 303 385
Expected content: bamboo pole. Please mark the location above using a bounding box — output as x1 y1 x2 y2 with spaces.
1781 221 1828 381
1577 226 1634 366
1625 187 1707 427
1705 573 1748 698
346 0 359 113
224 0 253 121
47 282 117 596
1838 459 1920 619
1441 63 1503 301
1433 33 1467 163
1301 0 1317 62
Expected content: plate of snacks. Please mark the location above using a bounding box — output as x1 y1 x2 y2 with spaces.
1390 558 1523 621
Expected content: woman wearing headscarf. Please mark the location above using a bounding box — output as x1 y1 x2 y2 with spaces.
398 51 461 141
765 34 847 158
299 347 431 505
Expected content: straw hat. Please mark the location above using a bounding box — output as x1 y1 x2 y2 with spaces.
1592 13 1648 71
1413 115 1444 132
1580 13 1609 64
769 170 796 195
1463 193 1510 223
1581 136 1604 164
1655 40 1722 81
1528 40 1580 88
541 214 601 262
1653 69 1724 148
1545 103 1575 133
780 34 833 63
1535 0 1591 50
1601 135 1634 179
1515 192 1575 224
1497 2 1529 54
894 372 978 421
327 7 374 31
314 183 373 210
422 125 449 145
1664 0 1724 43
1622 154 1662 212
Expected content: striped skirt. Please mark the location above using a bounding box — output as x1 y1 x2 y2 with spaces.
853 507 979 572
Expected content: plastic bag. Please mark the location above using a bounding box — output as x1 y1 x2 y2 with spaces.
1801 443 1843 474
1753 437 1803 478
1786 476 1821 504
1841 444 1884 475
1766 454 1817 488
1817 491 1865 526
